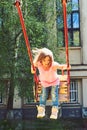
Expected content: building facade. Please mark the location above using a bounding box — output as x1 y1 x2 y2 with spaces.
70 0 87 108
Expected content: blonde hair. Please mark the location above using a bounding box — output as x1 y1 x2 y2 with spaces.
32 48 54 64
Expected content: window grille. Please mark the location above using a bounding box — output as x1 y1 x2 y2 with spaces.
70 80 78 102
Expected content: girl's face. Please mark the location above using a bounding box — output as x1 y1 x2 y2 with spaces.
41 56 52 69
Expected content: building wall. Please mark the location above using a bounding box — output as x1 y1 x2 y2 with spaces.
80 0 87 64
70 0 87 107
82 79 87 107
58 0 87 108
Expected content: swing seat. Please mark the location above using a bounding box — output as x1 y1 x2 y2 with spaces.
59 89 67 94
58 75 69 103
33 68 70 102
33 75 69 103
58 74 67 82
33 81 42 102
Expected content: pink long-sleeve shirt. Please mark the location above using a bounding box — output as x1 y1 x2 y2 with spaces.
37 62 60 87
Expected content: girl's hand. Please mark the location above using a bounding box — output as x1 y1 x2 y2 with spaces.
31 66 36 74
63 64 71 70
67 65 71 70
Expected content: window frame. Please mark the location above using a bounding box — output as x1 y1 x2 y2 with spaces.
70 80 78 103
56 0 80 47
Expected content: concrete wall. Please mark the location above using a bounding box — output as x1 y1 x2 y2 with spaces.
82 79 87 107
58 0 87 108
13 88 22 108
80 0 87 64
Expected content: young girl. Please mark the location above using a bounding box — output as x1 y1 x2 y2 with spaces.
31 48 71 119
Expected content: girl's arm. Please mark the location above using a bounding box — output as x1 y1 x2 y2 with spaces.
53 62 71 70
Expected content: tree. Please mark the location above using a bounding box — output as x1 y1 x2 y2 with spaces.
0 0 48 109
0 0 65 109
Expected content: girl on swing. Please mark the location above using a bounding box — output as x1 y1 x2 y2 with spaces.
31 48 71 119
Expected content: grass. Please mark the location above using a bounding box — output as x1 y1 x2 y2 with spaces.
0 118 87 130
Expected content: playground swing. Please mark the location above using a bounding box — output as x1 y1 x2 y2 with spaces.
15 0 70 103
33 70 69 103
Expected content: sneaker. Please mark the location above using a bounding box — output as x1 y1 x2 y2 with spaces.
37 106 45 118
50 106 58 119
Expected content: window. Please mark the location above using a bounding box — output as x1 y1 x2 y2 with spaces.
70 80 78 102
56 0 80 47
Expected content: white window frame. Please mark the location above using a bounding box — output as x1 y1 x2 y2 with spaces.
70 80 78 103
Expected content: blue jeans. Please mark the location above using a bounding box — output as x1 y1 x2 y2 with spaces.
39 85 59 107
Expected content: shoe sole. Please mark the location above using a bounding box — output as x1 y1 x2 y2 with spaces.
37 116 45 118
50 117 57 119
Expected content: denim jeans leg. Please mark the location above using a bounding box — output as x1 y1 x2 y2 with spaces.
51 85 58 107
39 87 47 106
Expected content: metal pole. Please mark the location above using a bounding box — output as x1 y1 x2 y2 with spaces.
14 0 39 101
62 0 70 102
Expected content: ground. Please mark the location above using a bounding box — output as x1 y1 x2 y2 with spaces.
0 118 87 130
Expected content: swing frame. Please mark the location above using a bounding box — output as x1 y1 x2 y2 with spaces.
14 0 70 103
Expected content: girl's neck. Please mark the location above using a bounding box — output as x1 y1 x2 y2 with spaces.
42 65 50 71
